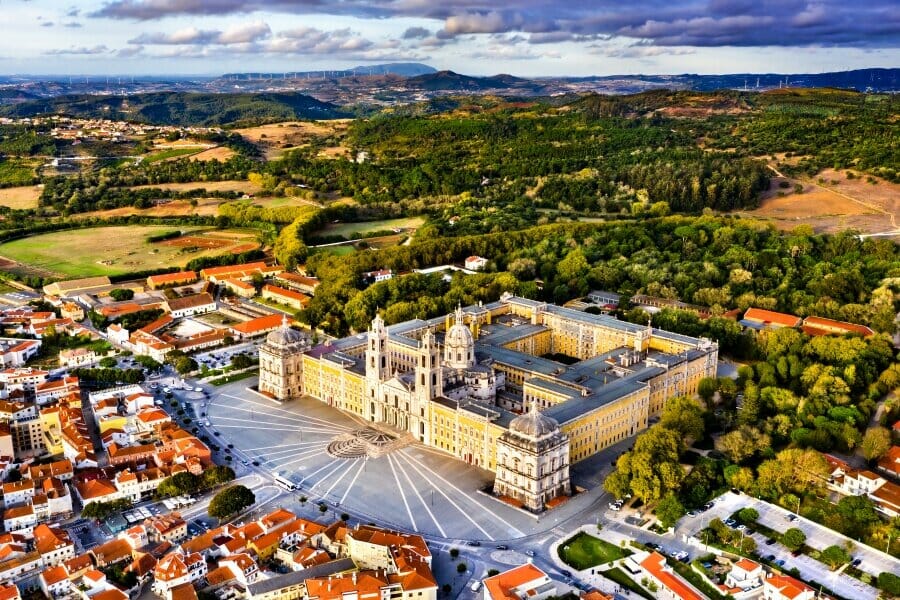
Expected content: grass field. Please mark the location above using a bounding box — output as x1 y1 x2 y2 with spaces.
558 533 632 570
0 226 253 278
144 147 203 163
319 217 425 239
0 185 41 209
601 568 653 600
314 245 356 257
0 159 37 187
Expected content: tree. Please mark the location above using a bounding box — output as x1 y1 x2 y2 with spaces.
174 356 198 375
724 466 754 492
781 528 806 551
877 572 900 597
208 485 255 519
860 426 891 461
456 562 467 574
99 356 118 368
109 288 134 302
201 465 236 489
157 472 201 498
737 508 759 524
82 499 132 520
231 353 254 369
449 548 459 559
655 494 685 529
834 495 880 539
660 396 705 444
698 378 717 403
819 545 850 569
716 426 770 464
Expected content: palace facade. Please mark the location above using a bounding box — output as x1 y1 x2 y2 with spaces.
258 293 718 512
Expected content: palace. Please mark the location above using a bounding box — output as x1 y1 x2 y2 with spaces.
258 294 718 512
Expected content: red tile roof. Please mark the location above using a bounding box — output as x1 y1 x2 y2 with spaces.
640 552 704 600
743 308 801 328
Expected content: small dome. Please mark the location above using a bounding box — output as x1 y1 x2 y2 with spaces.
266 316 306 347
509 405 559 438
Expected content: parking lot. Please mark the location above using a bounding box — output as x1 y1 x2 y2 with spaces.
677 492 890 599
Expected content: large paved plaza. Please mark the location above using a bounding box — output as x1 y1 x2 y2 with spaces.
207 378 624 542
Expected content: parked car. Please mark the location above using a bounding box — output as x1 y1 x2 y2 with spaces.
765 538 776 545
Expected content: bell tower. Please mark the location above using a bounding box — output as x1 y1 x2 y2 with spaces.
366 314 390 383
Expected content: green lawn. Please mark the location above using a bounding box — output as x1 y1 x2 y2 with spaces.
559 532 632 570
601 568 654 600
319 217 425 239
314 245 356 256
0 225 214 277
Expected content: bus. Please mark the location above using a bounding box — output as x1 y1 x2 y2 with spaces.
274 476 297 491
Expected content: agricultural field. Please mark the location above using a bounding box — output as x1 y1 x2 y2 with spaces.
0 185 41 209
187 146 236 162
0 158 37 187
317 217 424 239
235 120 351 159
0 226 258 278
128 180 262 194
143 147 204 163
741 166 899 235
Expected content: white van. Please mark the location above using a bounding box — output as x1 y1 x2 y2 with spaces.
470 581 482 593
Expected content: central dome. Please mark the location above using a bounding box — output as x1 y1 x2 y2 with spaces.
444 305 475 369
509 404 559 438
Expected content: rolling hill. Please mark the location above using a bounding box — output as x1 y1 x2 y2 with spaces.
0 91 343 125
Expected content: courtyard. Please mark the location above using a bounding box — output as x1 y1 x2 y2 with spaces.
207 377 627 542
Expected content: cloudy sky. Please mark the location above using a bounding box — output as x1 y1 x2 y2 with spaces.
1 0 897 76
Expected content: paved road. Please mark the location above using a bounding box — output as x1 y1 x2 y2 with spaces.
677 493 888 600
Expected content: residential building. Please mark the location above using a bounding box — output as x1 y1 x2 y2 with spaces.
464 256 489 271
483 564 556 600
164 293 216 318
230 314 288 339
719 558 764 597
587 290 621 308
261 285 310 311
0 339 41 368
801 316 874 337
274 273 320 295
43 277 112 298
147 272 198 290
199 262 281 284
60 302 85 321
877 446 900 479
740 308 802 331
638 552 705 600
762 575 815 600
221 278 256 298
363 269 393 283
152 552 208 595
59 347 104 368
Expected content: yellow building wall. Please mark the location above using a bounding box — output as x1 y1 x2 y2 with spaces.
559 387 650 463
522 381 575 409
429 402 503 470
39 410 64 456
98 415 128 435
501 329 551 357
301 355 366 418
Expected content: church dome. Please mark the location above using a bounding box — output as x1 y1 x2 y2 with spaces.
445 320 474 349
444 305 475 369
266 316 306 347
509 404 559 438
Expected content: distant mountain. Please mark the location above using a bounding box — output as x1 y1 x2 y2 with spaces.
0 89 38 105
0 91 343 125
559 68 899 93
405 70 546 92
221 62 436 81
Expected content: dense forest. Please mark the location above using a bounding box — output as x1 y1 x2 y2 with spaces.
0 91 343 125
297 217 900 337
